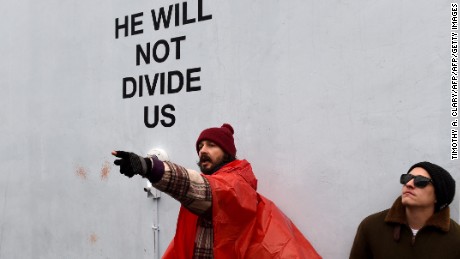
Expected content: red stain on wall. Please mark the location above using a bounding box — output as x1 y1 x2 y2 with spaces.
76 166 87 180
89 233 98 244
100 161 111 181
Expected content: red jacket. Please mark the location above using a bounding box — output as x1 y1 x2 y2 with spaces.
163 160 321 258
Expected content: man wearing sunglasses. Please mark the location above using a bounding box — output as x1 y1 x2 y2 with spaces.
349 161 460 259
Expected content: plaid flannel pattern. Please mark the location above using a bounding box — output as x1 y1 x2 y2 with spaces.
153 162 214 258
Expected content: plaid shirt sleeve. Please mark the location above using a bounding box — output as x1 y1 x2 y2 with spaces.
152 161 212 216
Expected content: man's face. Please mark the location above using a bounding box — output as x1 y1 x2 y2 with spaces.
401 167 436 210
198 140 225 175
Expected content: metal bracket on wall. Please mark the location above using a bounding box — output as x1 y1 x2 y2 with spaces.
152 224 160 259
147 148 169 161
144 181 161 199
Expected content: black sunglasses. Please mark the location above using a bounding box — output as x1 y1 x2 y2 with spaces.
400 174 433 188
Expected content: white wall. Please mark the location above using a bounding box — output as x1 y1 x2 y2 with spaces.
0 0 458 258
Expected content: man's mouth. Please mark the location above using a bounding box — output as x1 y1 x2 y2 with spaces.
200 156 212 166
201 161 211 167
403 191 415 196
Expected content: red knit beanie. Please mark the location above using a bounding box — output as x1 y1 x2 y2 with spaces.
196 123 236 158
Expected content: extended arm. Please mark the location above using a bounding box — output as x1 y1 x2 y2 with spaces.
112 150 212 216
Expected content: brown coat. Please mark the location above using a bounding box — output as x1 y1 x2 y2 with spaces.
349 197 460 259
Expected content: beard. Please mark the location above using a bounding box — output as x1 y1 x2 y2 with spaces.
197 154 225 175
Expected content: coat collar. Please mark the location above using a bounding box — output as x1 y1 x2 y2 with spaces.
215 160 258 190
384 196 451 232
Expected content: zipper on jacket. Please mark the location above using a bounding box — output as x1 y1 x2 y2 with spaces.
411 235 416 245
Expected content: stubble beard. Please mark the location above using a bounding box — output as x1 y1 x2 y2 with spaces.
198 154 224 175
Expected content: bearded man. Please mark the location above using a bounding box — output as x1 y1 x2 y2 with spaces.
112 123 321 259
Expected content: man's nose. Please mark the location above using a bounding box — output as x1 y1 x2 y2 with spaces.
199 146 208 156
405 179 415 188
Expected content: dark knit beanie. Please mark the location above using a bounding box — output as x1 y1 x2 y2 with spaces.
196 123 237 158
407 161 456 211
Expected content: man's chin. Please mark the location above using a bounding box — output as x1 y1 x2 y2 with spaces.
200 165 214 175
199 159 226 175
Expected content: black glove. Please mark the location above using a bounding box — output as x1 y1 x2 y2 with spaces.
113 151 152 178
